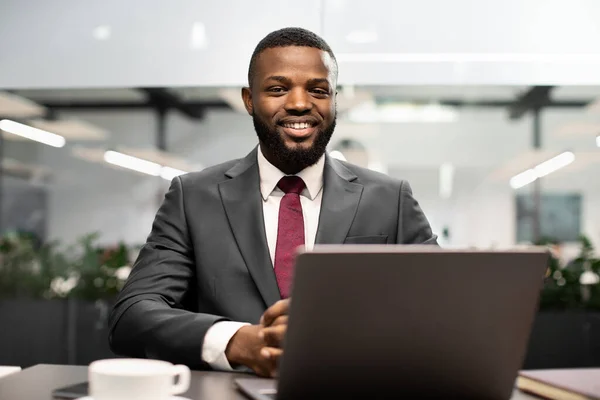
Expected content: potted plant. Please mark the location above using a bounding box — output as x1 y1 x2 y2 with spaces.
523 235 600 369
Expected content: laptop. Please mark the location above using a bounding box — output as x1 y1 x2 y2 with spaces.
235 245 548 400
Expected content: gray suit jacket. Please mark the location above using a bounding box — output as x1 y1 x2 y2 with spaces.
108 147 437 369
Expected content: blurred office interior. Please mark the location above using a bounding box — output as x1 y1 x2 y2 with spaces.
0 0 599 369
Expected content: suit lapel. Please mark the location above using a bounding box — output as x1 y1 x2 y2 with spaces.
315 156 364 244
218 148 281 307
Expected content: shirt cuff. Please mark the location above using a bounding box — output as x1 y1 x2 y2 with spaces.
202 321 250 371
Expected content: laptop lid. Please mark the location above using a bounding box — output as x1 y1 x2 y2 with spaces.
272 245 548 399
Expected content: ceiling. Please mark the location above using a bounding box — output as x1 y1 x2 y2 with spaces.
4 0 600 88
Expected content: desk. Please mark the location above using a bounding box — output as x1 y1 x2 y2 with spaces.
0 364 539 400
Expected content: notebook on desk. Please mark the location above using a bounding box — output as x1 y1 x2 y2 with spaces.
517 369 600 400
236 245 549 400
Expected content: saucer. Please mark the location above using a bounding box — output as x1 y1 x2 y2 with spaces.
76 397 190 400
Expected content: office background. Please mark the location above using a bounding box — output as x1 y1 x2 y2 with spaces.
1 0 599 369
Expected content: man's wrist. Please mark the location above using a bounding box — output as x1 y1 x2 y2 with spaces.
202 321 249 370
225 325 255 368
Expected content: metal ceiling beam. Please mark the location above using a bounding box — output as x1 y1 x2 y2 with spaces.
442 99 585 108
507 86 555 120
383 98 586 109
138 88 208 119
40 99 231 114
37 94 587 114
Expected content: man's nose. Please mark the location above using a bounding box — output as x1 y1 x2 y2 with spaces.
284 88 312 113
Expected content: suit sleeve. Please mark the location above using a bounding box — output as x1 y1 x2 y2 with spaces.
397 180 438 245
108 176 228 369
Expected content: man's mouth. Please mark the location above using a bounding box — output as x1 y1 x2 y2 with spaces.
279 121 318 140
282 122 312 130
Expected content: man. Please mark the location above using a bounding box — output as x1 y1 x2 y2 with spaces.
108 27 437 378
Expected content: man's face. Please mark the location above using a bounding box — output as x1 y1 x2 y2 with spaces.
242 46 337 173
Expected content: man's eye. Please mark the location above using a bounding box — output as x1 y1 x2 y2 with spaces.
312 89 329 95
268 87 285 93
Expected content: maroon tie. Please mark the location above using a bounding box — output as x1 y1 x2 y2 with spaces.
274 176 306 299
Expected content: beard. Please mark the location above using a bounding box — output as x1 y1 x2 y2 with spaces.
252 112 336 173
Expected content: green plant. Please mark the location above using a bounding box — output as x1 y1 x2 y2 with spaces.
538 235 600 311
0 231 135 300
67 233 132 300
0 232 71 298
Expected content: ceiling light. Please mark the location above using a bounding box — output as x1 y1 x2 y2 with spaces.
509 169 538 189
510 151 575 189
596 135 600 147
534 151 575 178
0 119 66 148
93 25 111 41
104 150 162 176
103 150 189 180
190 22 208 50
439 163 454 199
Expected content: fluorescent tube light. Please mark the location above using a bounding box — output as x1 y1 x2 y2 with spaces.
0 119 66 148
104 150 162 176
509 152 575 189
533 151 575 178
104 150 189 180
510 169 538 189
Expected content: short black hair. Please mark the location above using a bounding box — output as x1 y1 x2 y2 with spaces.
247 27 338 87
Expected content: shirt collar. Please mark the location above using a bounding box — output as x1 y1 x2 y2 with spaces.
257 146 325 201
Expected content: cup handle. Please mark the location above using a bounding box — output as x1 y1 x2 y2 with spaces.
170 364 191 395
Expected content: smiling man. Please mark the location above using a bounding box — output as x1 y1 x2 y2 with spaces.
108 27 437 378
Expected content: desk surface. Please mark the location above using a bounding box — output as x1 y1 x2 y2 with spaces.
0 364 539 400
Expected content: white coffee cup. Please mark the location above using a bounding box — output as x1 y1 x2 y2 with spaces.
89 358 191 400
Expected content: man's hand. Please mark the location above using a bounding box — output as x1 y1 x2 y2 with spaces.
225 325 276 377
258 299 290 367
224 299 291 378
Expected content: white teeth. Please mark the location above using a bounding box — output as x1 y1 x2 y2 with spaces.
284 122 310 129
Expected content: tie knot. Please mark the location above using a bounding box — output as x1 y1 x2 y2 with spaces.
278 176 305 194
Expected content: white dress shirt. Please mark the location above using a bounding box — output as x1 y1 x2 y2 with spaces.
201 147 325 370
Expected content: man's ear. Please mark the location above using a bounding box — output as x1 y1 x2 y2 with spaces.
241 87 253 115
